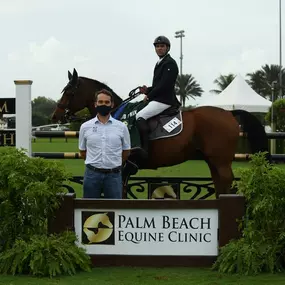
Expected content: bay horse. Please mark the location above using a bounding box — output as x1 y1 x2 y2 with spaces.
51 69 269 199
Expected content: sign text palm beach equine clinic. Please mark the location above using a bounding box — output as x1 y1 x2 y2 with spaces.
74 209 218 256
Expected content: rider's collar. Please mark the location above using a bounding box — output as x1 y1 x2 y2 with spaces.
157 54 168 65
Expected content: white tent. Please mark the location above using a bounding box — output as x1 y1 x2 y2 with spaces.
198 74 272 113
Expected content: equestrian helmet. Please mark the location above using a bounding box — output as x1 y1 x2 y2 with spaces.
153 36 171 48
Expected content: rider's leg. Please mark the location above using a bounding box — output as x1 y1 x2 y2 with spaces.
135 101 171 120
135 101 171 154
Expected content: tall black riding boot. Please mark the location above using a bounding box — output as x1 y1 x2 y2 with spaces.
136 118 149 155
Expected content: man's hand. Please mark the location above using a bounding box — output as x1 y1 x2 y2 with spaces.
122 150 130 164
139 85 148 94
143 95 149 102
79 150 86 160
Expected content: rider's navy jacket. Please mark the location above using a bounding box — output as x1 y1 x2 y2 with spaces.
146 53 181 107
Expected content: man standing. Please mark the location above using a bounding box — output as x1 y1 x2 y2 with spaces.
79 89 131 199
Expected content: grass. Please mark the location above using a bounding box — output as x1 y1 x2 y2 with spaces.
32 138 281 199
1 267 285 285
1 138 285 283
32 138 252 177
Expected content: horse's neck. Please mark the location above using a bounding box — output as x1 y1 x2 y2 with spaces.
87 105 96 117
82 77 122 117
85 77 122 105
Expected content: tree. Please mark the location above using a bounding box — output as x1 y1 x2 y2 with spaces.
32 96 57 126
245 70 265 95
246 64 285 100
175 74 203 107
265 98 285 131
32 113 50 127
210 73 236 94
32 96 57 117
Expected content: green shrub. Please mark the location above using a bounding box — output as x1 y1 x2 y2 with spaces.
0 232 91 277
0 147 91 277
213 152 285 275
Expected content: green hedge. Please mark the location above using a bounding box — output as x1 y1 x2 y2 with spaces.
0 147 91 278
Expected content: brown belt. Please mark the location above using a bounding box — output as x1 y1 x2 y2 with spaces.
86 164 121 174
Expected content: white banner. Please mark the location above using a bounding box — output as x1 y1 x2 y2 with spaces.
74 208 218 256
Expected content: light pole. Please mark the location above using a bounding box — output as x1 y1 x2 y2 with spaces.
175 30 185 76
271 81 277 154
279 0 282 99
271 81 277 124
272 0 283 154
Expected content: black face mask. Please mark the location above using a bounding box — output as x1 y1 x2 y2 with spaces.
96 105 112 116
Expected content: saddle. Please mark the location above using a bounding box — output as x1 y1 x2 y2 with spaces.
147 105 183 141
116 102 183 148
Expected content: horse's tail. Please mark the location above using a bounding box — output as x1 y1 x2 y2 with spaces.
231 109 270 159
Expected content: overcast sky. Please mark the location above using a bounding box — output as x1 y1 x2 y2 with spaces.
0 0 283 105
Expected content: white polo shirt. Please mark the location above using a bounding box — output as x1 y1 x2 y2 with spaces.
78 115 131 169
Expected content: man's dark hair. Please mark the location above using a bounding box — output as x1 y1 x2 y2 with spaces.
94 89 113 102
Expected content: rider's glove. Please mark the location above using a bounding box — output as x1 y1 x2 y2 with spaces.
139 85 148 94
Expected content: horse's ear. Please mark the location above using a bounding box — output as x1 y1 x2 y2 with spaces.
71 68 78 86
73 68 78 78
68 70 72 81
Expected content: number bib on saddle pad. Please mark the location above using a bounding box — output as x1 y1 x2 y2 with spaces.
114 101 183 148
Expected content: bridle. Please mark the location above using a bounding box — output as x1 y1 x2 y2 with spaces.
55 82 84 121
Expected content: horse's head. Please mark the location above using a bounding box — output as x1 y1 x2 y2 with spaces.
52 68 93 123
51 68 123 123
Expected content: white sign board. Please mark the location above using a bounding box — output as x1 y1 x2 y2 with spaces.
74 208 218 256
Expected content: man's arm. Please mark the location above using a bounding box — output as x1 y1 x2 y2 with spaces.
78 125 87 160
80 150 86 160
121 124 131 164
122 149 130 164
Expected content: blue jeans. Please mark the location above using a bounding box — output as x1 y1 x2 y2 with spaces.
83 167 122 199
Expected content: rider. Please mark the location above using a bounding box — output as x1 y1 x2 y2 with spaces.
135 35 181 156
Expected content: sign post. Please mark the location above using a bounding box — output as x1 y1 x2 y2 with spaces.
14 80 32 156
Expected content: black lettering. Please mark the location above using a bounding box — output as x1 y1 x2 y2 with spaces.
189 233 197 242
118 215 126 228
204 233 211 242
178 232 184 242
134 232 143 243
162 216 170 229
125 232 138 244
148 232 157 242
189 218 199 229
118 230 124 241
145 218 155 229
125 217 134 228
168 231 177 242
173 217 179 229
135 217 142 228
180 218 188 229
201 218 211 230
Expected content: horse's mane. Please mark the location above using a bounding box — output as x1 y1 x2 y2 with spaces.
79 76 121 99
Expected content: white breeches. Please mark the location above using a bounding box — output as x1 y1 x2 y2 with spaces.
135 101 171 120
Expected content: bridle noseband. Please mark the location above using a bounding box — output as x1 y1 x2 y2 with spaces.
56 82 80 119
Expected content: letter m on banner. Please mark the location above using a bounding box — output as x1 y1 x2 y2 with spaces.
0 98 16 115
